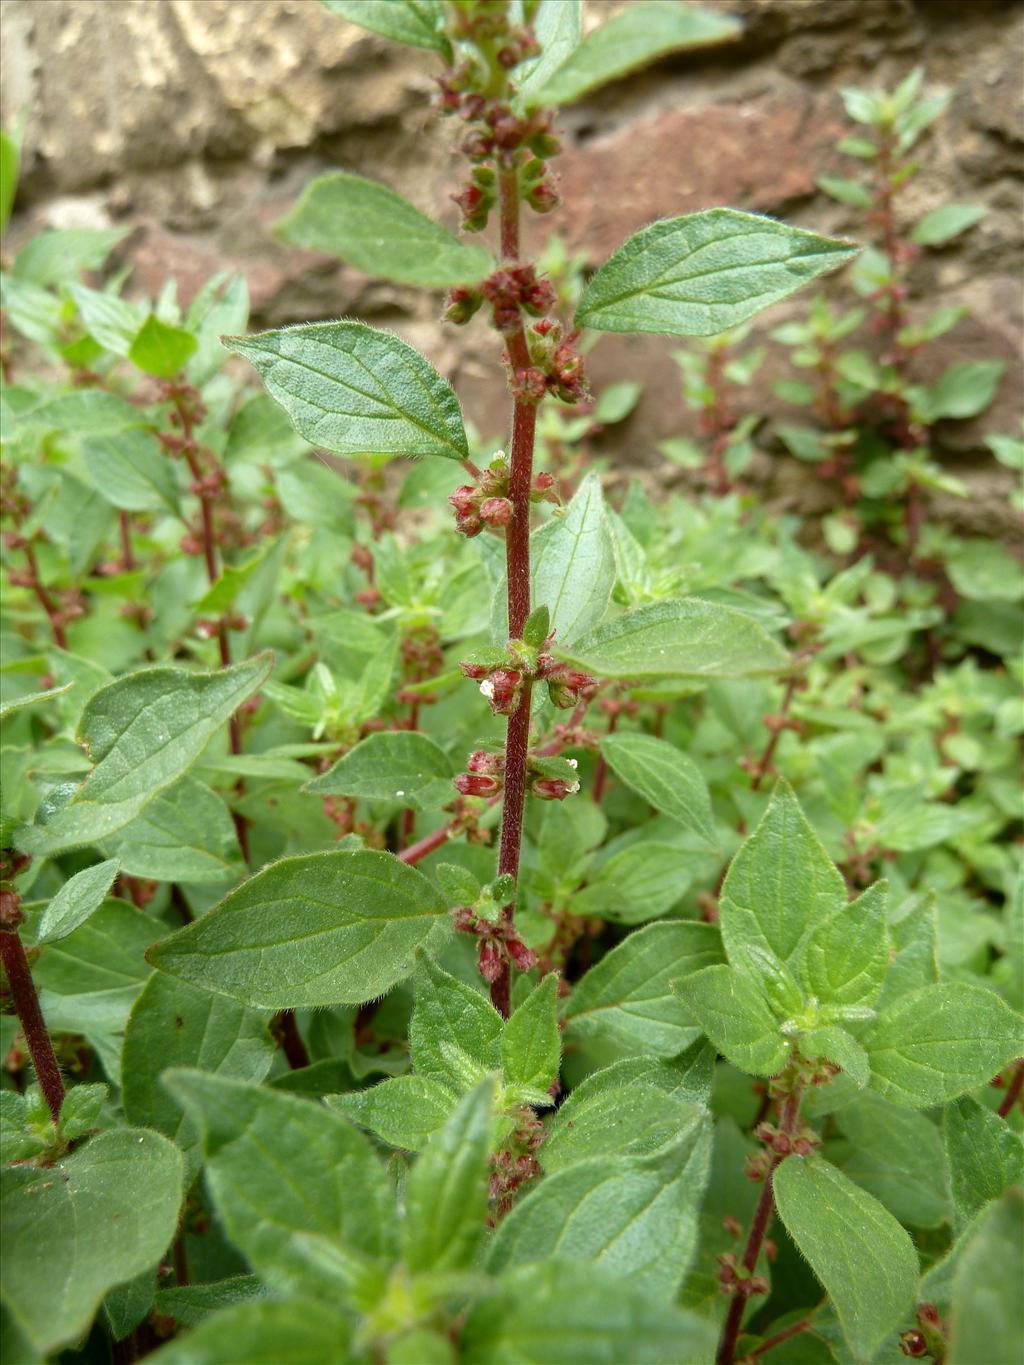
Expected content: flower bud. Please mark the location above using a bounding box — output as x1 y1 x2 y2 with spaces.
455 511 484 538
507 936 537 971
512 367 548 403
480 496 514 528
899 1331 928 1358
528 178 560 214
478 938 505 983
460 660 493 681
445 286 483 326
481 668 522 715
467 750 505 775
531 777 579 800
454 772 502 798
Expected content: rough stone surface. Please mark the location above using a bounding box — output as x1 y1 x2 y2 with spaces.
2 0 1021 536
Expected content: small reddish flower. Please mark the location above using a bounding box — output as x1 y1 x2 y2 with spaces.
478 938 505 983
480 496 513 528
454 772 501 798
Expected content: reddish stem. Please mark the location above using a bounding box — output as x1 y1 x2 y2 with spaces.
118 510 136 571
751 675 800 792
0 927 64 1121
750 1319 812 1359
276 1010 311 1070
592 709 617 804
717 1090 803 1365
398 823 454 866
489 169 539 1019
22 544 67 650
998 1059 1024 1118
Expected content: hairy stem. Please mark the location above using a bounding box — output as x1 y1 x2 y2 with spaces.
998 1059 1024 1118
491 168 539 1019
0 926 64 1121
717 1089 803 1365
751 675 800 792
23 543 67 650
750 1318 812 1359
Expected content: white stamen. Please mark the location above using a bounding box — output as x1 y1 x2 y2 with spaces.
567 758 578 769
480 679 495 699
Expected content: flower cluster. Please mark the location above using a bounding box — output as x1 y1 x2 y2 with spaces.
453 902 536 984
453 750 505 799
460 650 596 718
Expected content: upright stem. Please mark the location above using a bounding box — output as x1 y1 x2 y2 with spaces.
751 675 800 792
0 926 64 1121
717 1090 803 1365
23 544 67 650
998 1059 1024 1118
491 167 539 1019
118 511 136 571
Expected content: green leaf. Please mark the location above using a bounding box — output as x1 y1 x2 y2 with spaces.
489 1112 711 1300
575 209 857 337
32 898 161 1034
165 1070 396 1298
276 172 492 286
573 842 693 925
817 175 873 207
403 1079 495 1274
529 472 616 647
944 1095 1024 1229
327 1073 454 1152
129 313 198 379
223 322 467 460
0 1129 183 1356
304 731 454 811
147 1298 354 1364
16 655 271 857
773 1155 918 1362
463 1260 715 1365
14 227 128 288
68 283 141 356
910 203 986 247
502 974 560 1094
515 0 583 108
565 921 724 1059
529 1 740 107
554 598 789 681
862 983 1024 1108
153 1275 265 1329
720 780 846 966
36 857 119 944
17 388 147 438
946 539 1024 603
917 359 1004 421
122 974 274 1180
599 732 715 846
676 965 790 1076
322 0 450 55
0 682 75 721
541 1074 707 1172
149 850 447 1008
103 776 244 884
797 881 888 1009
800 1025 870 1090
81 430 180 514
410 952 502 1093
0 129 19 233
947 1188 1023 1365
833 1092 948 1228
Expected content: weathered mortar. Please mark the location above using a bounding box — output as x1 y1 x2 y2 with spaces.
2 0 1021 533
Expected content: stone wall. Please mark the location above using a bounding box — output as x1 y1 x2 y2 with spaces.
3 0 1022 531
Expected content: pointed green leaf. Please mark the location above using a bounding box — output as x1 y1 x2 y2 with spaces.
947 1188 1024 1365
103 775 244 885
81 430 180 513
862 983 1024 1108
122 974 274 1180
502 974 560 1094
774 1155 918 1362
515 0 583 107
304 730 454 811
917 359 1004 422
529 1 739 107
276 172 492 286
464 1260 715 1365
410 952 502 1092
910 203 986 247
720 780 847 966
573 841 695 925
322 0 450 55
403 1079 495 1274
149 850 447 1008
36 857 119 944
553 598 789 681
327 1073 454 1152
797 881 888 1008
944 1095 1024 1230
129 313 198 379
16 655 272 856
147 1299 353 1364
833 1092 948 1228
565 921 724 1059
0 1129 183 1356
676 965 790 1076
152 1275 265 1329
489 1112 711 1300
223 322 467 460
165 1071 396 1298
541 1082 701 1173
600 732 715 846
576 209 857 337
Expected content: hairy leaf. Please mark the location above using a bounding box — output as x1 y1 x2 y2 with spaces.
276 172 492 286
944 1095 1024 1229
600 731 715 846
223 322 468 460
676 965 790 1076
322 0 450 55
36 857 119 944
576 209 857 337
149 851 447 1008
304 730 454 811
